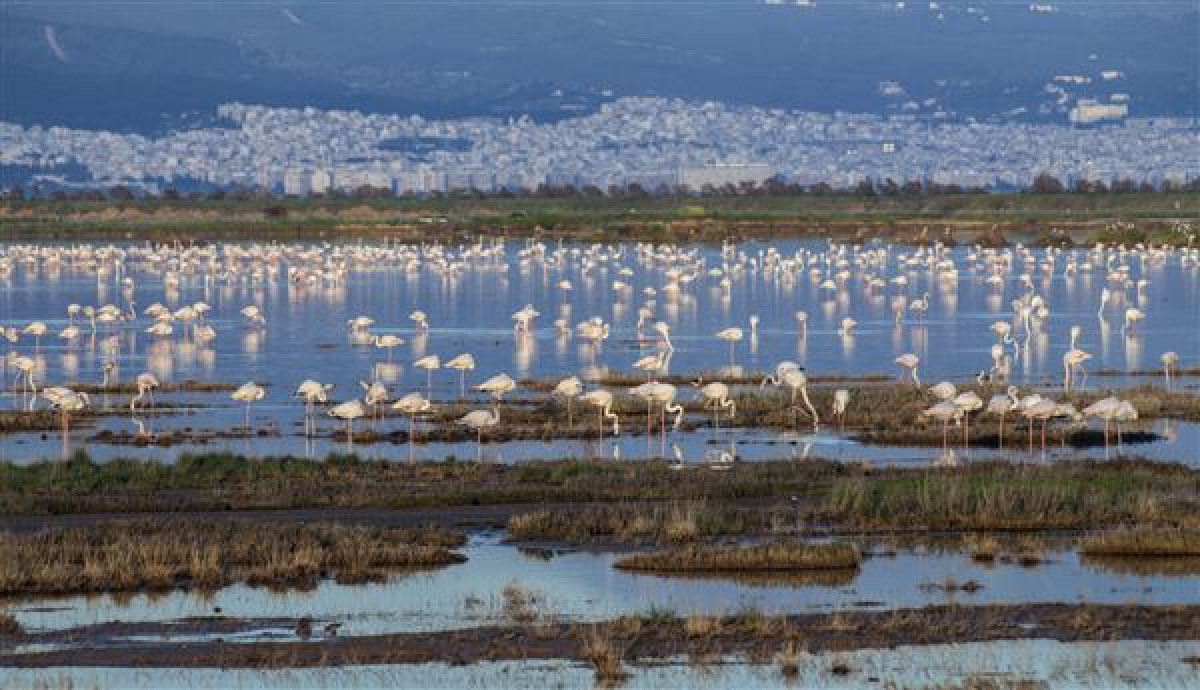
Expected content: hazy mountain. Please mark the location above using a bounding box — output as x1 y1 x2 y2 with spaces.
2 1 1195 132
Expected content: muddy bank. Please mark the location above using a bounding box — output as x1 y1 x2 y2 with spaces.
1 604 1195 669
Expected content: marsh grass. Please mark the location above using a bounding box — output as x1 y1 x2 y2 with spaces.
500 581 545 624
778 640 806 678
969 536 1000 562
0 521 466 597
1080 528 1200 557
507 501 760 544
0 610 21 635
578 628 629 684
0 451 843 516
614 541 860 572
825 462 1198 530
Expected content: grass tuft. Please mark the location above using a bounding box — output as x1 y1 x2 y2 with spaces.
614 541 860 573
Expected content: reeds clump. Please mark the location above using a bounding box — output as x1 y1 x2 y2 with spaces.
506 501 755 544
614 541 860 573
0 521 466 597
1080 528 1200 557
0 610 21 635
501 581 544 624
684 613 721 638
969 536 1000 563
778 640 806 678
579 628 629 684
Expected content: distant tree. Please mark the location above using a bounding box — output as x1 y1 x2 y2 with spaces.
855 179 877 197
107 185 134 201
1031 173 1064 194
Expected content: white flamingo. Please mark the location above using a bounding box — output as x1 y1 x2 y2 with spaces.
895 353 920 385
458 408 499 461
553 376 583 428
231 382 266 429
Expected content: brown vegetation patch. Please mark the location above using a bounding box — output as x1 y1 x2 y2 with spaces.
614 541 860 573
0 520 466 597
1079 528 1200 557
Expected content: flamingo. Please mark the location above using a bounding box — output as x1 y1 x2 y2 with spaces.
1082 396 1122 451
23 322 47 350
328 399 366 441
761 362 819 431
831 389 849 433
512 304 540 334
458 408 499 461
231 382 266 430
715 327 743 365
294 379 333 436
953 390 984 448
372 334 404 361
130 373 159 412
922 401 963 454
360 381 389 422
475 373 516 408
694 379 736 430
929 381 957 401
632 351 667 380
643 381 684 443
895 353 920 385
409 310 430 333
909 292 931 321
1161 351 1179 390
445 353 476 399
41 387 89 438
653 321 675 352
1020 397 1059 452
393 392 433 461
985 386 1019 448
1113 400 1138 447
240 305 266 327
1122 307 1144 334
413 354 440 396
579 389 620 441
552 376 583 428
1062 325 1091 391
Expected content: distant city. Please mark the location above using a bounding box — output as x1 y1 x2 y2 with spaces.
2 97 1196 197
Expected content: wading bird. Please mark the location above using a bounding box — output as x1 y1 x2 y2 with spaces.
231 382 266 430
458 407 499 461
294 379 333 437
328 399 366 442
393 392 433 461
445 353 476 399
831 389 849 433
694 379 736 430
895 353 920 386
552 376 583 428
579 389 620 442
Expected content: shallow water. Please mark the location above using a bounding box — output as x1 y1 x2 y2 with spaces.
2 640 1197 689
2 240 1197 463
9 533 1197 640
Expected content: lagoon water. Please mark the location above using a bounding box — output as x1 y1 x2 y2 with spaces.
1 240 1196 465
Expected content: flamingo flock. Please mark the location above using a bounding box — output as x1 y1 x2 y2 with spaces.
0 233 1195 463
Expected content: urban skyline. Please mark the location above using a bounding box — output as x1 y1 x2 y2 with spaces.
3 96 1196 197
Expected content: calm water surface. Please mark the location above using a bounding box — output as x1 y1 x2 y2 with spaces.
1 240 1196 464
